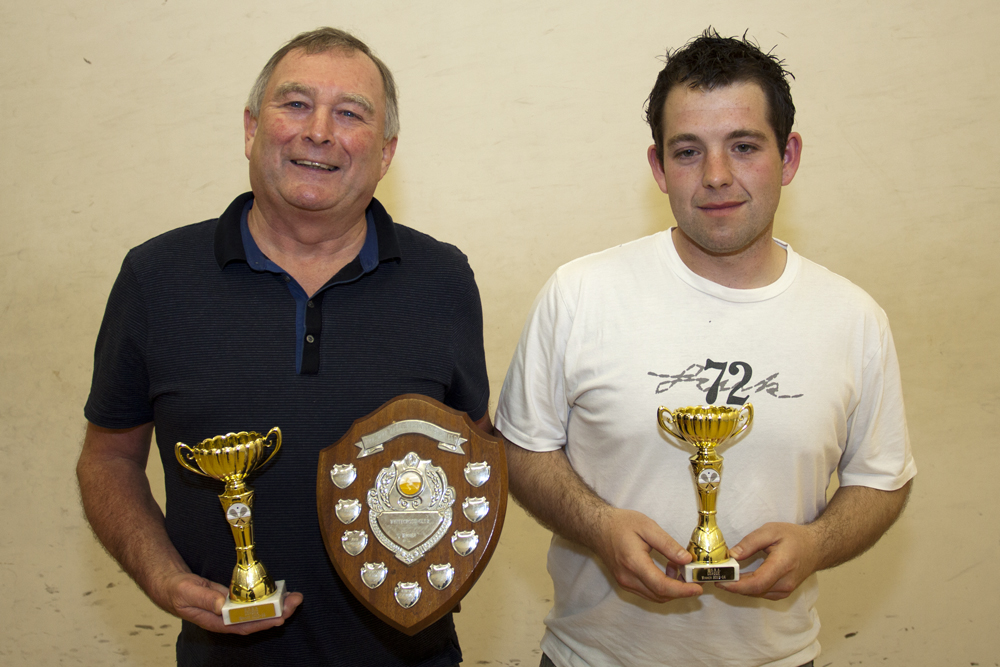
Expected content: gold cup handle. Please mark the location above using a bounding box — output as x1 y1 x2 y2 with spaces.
257 427 282 470
733 403 754 438
175 442 209 477
657 407 684 440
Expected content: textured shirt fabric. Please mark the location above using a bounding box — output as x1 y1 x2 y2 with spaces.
85 192 490 666
495 231 916 667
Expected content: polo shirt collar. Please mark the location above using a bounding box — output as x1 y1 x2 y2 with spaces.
214 192 401 270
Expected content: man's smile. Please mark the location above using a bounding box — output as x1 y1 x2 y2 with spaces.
291 159 338 171
697 200 746 215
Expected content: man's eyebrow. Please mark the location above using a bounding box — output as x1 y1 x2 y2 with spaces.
340 93 375 114
726 128 771 143
273 82 316 99
666 128 772 149
666 133 699 149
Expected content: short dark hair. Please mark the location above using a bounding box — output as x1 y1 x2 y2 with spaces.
246 27 399 140
645 28 795 164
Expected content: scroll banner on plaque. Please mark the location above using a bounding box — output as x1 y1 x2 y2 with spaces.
317 394 507 636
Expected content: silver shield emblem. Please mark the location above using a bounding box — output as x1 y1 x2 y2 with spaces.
335 499 362 524
342 530 368 556
463 461 491 487
368 451 455 565
361 562 388 589
330 463 358 489
462 497 489 523
427 563 455 590
394 581 422 608
451 530 479 556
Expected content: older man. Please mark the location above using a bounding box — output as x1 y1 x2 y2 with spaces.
78 28 489 666
495 29 916 667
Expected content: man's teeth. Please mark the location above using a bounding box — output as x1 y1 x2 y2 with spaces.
293 160 336 171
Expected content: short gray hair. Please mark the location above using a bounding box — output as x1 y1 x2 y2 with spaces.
246 27 399 140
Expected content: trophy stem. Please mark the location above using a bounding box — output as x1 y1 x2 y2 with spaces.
219 484 276 603
687 447 730 564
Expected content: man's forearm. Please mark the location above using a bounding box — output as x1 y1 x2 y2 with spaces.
502 434 701 602
77 422 191 609
809 480 912 571
503 437 611 550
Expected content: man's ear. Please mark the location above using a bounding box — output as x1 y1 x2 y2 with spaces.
244 108 258 161
648 144 669 194
379 136 398 179
781 132 802 186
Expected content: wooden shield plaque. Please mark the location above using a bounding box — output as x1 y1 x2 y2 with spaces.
317 394 507 635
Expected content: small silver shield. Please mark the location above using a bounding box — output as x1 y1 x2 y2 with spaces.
331 463 358 489
451 530 479 556
394 581 422 608
336 499 362 524
427 563 454 590
463 461 490 487
342 530 368 556
361 562 387 589
462 497 489 523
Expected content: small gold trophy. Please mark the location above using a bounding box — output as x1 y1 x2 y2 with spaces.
175 427 287 624
657 405 752 582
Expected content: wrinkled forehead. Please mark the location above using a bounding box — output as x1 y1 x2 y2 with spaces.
267 47 385 107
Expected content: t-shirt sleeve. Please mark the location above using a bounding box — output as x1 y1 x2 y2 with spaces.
838 319 917 490
444 265 490 422
84 254 155 428
495 271 573 452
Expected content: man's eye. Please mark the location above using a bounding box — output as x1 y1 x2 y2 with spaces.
676 149 697 159
287 101 305 109
735 143 755 153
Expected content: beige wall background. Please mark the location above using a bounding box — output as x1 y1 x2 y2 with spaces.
2 0 997 664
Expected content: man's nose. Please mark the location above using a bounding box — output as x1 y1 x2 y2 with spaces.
304 110 336 144
702 150 733 189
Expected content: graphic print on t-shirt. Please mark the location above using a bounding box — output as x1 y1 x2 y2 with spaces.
648 358 804 406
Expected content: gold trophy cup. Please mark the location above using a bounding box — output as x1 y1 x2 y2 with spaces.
175 427 287 624
657 405 753 582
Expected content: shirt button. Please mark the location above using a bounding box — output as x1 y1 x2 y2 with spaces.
307 300 315 308
283 275 291 282
306 335 315 344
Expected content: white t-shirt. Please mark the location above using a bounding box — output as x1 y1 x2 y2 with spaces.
495 231 916 667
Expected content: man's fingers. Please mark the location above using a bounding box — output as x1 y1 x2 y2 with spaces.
283 592 304 616
598 509 702 603
169 574 304 634
718 566 778 596
173 576 229 616
727 524 778 561
618 564 702 603
639 523 693 566
617 544 702 602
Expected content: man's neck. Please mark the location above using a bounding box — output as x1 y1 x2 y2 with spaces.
670 227 787 289
247 201 368 297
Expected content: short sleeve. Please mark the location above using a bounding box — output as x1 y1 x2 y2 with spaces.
839 319 917 490
495 272 573 452
444 266 490 422
84 254 154 428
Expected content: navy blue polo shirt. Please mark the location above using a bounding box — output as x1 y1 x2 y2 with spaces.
236 199 381 374
86 192 489 666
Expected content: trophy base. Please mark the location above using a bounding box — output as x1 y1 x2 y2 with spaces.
683 559 740 583
222 580 287 625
